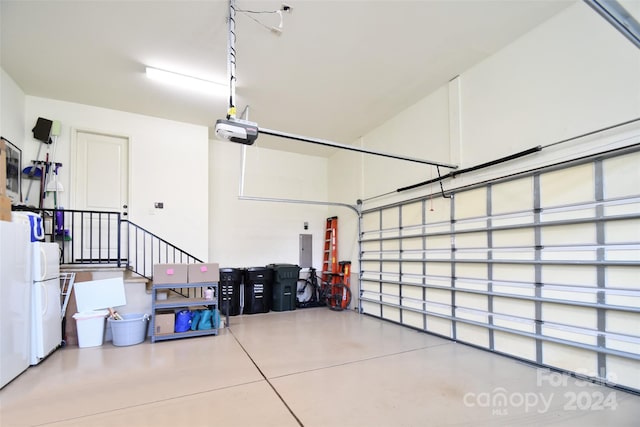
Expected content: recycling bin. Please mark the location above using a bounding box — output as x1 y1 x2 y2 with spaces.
219 268 243 316
243 267 273 314
268 264 301 312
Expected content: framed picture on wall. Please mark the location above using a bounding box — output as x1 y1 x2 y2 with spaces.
2 137 21 204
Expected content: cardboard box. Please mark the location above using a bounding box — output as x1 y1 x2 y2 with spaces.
0 195 12 222
153 263 188 284
188 263 220 283
154 311 175 335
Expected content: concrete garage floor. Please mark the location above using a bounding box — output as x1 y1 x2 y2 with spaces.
1 308 638 426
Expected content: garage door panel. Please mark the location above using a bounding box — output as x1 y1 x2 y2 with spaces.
542 342 598 375
605 337 640 354
456 292 488 312
455 188 487 219
382 239 400 251
426 235 451 250
494 332 536 361
455 279 488 292
492 177 533 214
540 164 594 207
541 249 597 261
542 223 596 245
606 311 640 336
493 283 535 297
402 236 423 250
493 264 535 283
456 232 487 248
382 306 401 322
455 263 487 280
606 267 640 308
381 209 399 229
457 324 490 348
425 198 450 223
541 288 597 303
603 151 640 199
493 317 536 334
606 219 640 244
493 228 534 248
542 265 597 287
402 311 423 329
362 213 380 233
542 304 597 329
401 201 424 227
360 280 380 293
541 208 596 222
541 327 598 346
426 316 452 338
606 356 640 391
361 300 380 315
402 263 424 277
381 262 399 274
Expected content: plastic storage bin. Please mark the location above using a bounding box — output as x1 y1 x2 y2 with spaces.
268 264 300 312
73 310 109 348
108 313 150 346
243 267 273 314
219 268 243 316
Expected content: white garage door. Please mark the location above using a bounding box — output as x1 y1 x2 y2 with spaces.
359 148 640 392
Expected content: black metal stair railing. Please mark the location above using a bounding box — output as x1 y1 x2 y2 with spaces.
18 208 203 289
120 219 204 280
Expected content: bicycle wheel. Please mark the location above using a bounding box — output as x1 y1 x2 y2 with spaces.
297 279 313 305
328 283 352 311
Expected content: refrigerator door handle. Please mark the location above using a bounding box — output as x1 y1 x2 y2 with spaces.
39 246 48 281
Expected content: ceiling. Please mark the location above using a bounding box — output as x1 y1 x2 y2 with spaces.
1 0 576 156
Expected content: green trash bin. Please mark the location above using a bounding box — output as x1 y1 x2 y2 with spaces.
267 264 301 312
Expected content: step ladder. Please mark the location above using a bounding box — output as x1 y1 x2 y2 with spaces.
60 272 76 347
339 261 351 288
60 272 76 318
321 216 338 285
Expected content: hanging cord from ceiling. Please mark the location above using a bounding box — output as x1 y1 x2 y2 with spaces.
235 4 289 34
227 0 237 119
225 1 288 119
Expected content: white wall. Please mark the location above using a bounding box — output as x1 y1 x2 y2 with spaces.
330 1 640 304
460 1 640 166
209 140 331 268
0 68 26 150
23 97 210 260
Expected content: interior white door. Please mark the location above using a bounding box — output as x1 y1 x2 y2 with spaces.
72 130 129 262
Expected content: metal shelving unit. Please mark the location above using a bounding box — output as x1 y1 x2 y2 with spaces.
150 282 218 343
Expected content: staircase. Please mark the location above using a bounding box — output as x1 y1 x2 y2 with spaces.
16 207 204 295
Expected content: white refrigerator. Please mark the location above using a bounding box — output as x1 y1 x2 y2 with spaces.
30 242 61 365
0 221 32 388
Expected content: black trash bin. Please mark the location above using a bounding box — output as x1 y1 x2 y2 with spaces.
243 267 273 314
268 264 300 312
219 268 243 316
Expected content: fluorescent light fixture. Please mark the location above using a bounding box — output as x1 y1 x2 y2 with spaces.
145 67 227 96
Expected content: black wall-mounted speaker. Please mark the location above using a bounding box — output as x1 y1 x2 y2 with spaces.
32 117 53 144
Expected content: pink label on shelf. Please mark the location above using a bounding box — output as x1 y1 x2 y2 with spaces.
166 268 174 275
200 266 208 272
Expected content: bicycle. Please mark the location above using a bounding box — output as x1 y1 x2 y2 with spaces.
296 267 322 308
297 267 352 311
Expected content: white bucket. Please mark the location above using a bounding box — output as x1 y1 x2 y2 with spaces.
73 310 109 348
